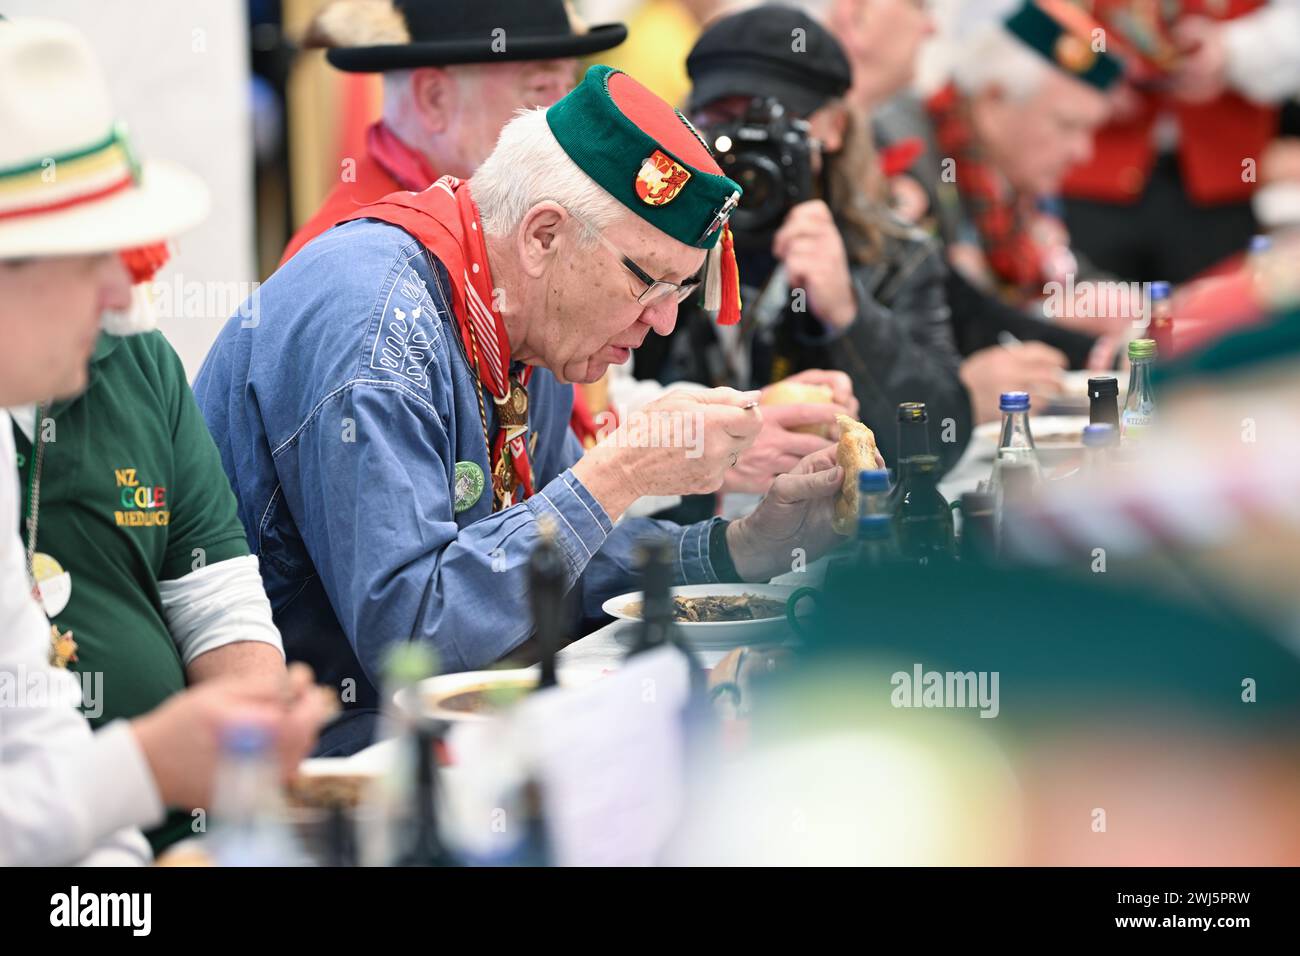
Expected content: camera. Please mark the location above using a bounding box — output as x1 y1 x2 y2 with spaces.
703 98 816 252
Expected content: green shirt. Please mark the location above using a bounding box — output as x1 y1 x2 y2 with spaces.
14 332 251 853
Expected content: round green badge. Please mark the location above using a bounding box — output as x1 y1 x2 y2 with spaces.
453 460 485 513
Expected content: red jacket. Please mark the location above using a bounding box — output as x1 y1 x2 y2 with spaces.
280 123 430 266
1062 0 1278 207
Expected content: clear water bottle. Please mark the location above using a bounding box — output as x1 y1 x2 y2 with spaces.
1121 338 1157 443
855 513 897 568
209 722 309 866
990 391 1040 493
1081 422 1118 476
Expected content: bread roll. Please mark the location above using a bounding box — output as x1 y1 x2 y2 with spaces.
833 414 881 535
760 381 835 435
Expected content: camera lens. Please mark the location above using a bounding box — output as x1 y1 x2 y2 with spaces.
722 152 786 237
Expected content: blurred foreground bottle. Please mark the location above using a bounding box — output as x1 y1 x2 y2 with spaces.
210 722 309 866
530 519 568 689
892 454 954 565
1081 423 1118 477
994 459 1040 558
1121 338 1157 443
394 716 456 867
989 391 1040 496
857 468 891 519
374 643 457 867
855 513 897 569
632 536 676 657
1087 376 1119 428
959 491 997 564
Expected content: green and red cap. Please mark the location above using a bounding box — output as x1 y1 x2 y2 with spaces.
547 64 744 324
1005 0 1122 91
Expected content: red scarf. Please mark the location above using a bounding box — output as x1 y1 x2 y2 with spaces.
338 177 535 507
367 121 438 193
927 84 1052 303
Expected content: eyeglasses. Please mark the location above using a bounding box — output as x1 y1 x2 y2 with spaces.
574 216 704 306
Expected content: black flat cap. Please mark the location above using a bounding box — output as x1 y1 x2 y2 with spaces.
686 4 852 117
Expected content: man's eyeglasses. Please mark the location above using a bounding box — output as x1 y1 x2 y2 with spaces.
575 216 704 306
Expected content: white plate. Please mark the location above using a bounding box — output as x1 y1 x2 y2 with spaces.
395 666 607 724
601 583 802 650
970 414 1089 464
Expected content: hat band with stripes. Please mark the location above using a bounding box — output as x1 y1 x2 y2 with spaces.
0 122 141 222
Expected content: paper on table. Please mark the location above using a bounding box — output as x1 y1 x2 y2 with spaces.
513 645 691 867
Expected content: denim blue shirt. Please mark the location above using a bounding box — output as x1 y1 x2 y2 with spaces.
194 220 722 754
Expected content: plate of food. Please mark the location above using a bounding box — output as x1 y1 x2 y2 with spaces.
396 666 607 724
970 415 1089 465
601 583 803 649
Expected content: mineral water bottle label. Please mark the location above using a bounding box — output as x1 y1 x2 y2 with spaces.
1122 411 1151 441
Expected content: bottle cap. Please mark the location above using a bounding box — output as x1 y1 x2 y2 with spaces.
857 468 890 493
1082 423 1118 447
1087 376 1118 398
897 402 928 423
1148 281 1171 300
1129 338 1157 360
856 514 893 541
221 721 272 757
999 391 1030 412
383 642 438 687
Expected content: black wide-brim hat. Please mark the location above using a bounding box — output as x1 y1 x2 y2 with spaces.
315 0 627 72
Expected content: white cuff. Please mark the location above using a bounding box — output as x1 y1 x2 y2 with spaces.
87 720 166 838
159 554 284 666
1223 8 1300 104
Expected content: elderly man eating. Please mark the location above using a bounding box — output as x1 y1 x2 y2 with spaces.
196 66 854 755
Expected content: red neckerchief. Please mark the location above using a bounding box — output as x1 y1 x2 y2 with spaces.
363 122 604 451
366 121 439 193
927 84 1044 301
338 176 535 506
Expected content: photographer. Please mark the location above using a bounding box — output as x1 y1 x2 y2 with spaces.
633 6 972 470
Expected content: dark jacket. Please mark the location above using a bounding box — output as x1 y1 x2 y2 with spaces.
635 223 973 473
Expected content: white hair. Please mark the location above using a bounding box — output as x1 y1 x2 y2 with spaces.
471 108 626 246
382 68 415 118
951 24 1049 101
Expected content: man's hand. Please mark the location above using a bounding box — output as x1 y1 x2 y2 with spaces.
1170 17 1229 104
773 200 857 331
775 368 860 418
959 342 1067 424
131 662 335 810
725 445 845 582
723 369 859 495
721 404 841 494
572 387 763 520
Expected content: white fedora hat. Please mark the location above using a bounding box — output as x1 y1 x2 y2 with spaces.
0 17 210 260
